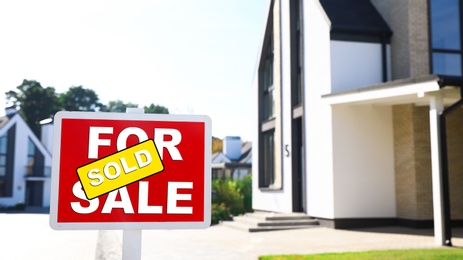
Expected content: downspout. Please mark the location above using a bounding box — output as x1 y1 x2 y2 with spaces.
438 83 463 246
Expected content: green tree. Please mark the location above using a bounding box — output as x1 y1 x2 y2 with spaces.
5 79 61 136
59 86 103 112
212 137 223 154
103 100 138 112
144 103 169 114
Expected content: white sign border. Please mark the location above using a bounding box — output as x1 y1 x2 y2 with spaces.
49 111 212 230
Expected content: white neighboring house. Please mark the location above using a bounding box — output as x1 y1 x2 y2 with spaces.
212 136 252 181
0 107 52 208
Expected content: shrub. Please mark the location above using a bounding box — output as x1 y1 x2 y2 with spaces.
11 203 26 211
211 203 231 224
212 178 245 216
235 174 252 213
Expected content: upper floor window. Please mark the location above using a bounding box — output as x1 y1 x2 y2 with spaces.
26 138 35 176
0 133 7 177
263 30 275 120
430 0 463 76
291 0 303 107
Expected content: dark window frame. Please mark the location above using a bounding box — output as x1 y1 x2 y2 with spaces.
262 24 275 121
0 133 7 178
258 0 278 189
0 125 15 197
261 129 275 188
290 0 304 109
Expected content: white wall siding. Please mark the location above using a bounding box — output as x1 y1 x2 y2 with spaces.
332 105 396 218
10 118 28 206
331 41 385 92
303 0 336 219
279 0 294 212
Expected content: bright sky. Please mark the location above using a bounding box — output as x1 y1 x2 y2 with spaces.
0 0 269 141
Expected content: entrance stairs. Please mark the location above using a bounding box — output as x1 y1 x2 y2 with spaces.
220 211 319 232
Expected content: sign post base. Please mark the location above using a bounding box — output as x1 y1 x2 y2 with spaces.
122 229 142 260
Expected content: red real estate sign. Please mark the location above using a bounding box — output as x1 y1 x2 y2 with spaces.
49 111 211 230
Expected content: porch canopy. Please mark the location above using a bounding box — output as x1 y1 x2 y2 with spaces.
322 74 462 246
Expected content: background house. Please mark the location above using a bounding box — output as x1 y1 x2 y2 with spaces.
253 0 463 245
0 107 52 208
212 136 252 181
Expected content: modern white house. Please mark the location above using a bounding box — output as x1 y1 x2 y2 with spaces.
0 107 52 208
253 0 463 245
212 136 252 181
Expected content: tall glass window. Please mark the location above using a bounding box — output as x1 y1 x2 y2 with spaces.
263 30 275 120
0 133 7 177
26 138 36 176
430 0 463 76
262 130 275 187
259 2 279 189
0 133 7 197
291 0 303 106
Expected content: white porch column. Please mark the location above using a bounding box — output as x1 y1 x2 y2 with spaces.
429 94 446 246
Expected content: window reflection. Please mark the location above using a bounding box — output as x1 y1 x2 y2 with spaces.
430 0 463 76
431 0 460 50
432 53 462 76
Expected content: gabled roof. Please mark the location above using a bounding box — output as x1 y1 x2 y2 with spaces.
320 0 392 38
211 152 232 164
0 113 51 158
239 142 252 164
211 142 252 169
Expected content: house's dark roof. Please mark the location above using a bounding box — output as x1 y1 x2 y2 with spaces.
320 0 391 36
211 142 252 169
239 142 252 163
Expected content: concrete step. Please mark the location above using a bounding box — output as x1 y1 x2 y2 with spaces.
258 219 319 227
220 211 319 232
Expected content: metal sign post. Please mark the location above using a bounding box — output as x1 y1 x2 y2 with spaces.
122 108 145 260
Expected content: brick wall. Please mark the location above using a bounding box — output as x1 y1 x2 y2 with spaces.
393 104 463 221
371 0 430 80
393 105 433 221
412 106 433 220
393 104 418 219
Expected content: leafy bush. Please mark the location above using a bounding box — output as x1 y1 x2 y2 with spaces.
211 203 231 225
211 175 253 224
0 203 26 211
235 174 252 212
212 178 245 216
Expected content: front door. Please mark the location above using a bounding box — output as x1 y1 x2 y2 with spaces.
26 181 43 206
292 118 304 212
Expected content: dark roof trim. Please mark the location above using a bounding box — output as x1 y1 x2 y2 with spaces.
438 76 463 88
331 31 391 44
320 0 392 39
211 162 251 169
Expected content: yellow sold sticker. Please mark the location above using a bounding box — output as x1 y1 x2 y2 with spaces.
77 139 164 200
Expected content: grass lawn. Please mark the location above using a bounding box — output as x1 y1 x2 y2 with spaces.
259 248 463 260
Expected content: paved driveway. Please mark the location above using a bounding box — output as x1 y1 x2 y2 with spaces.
1 212 463 259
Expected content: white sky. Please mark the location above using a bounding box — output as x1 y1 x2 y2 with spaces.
0 0 269 141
